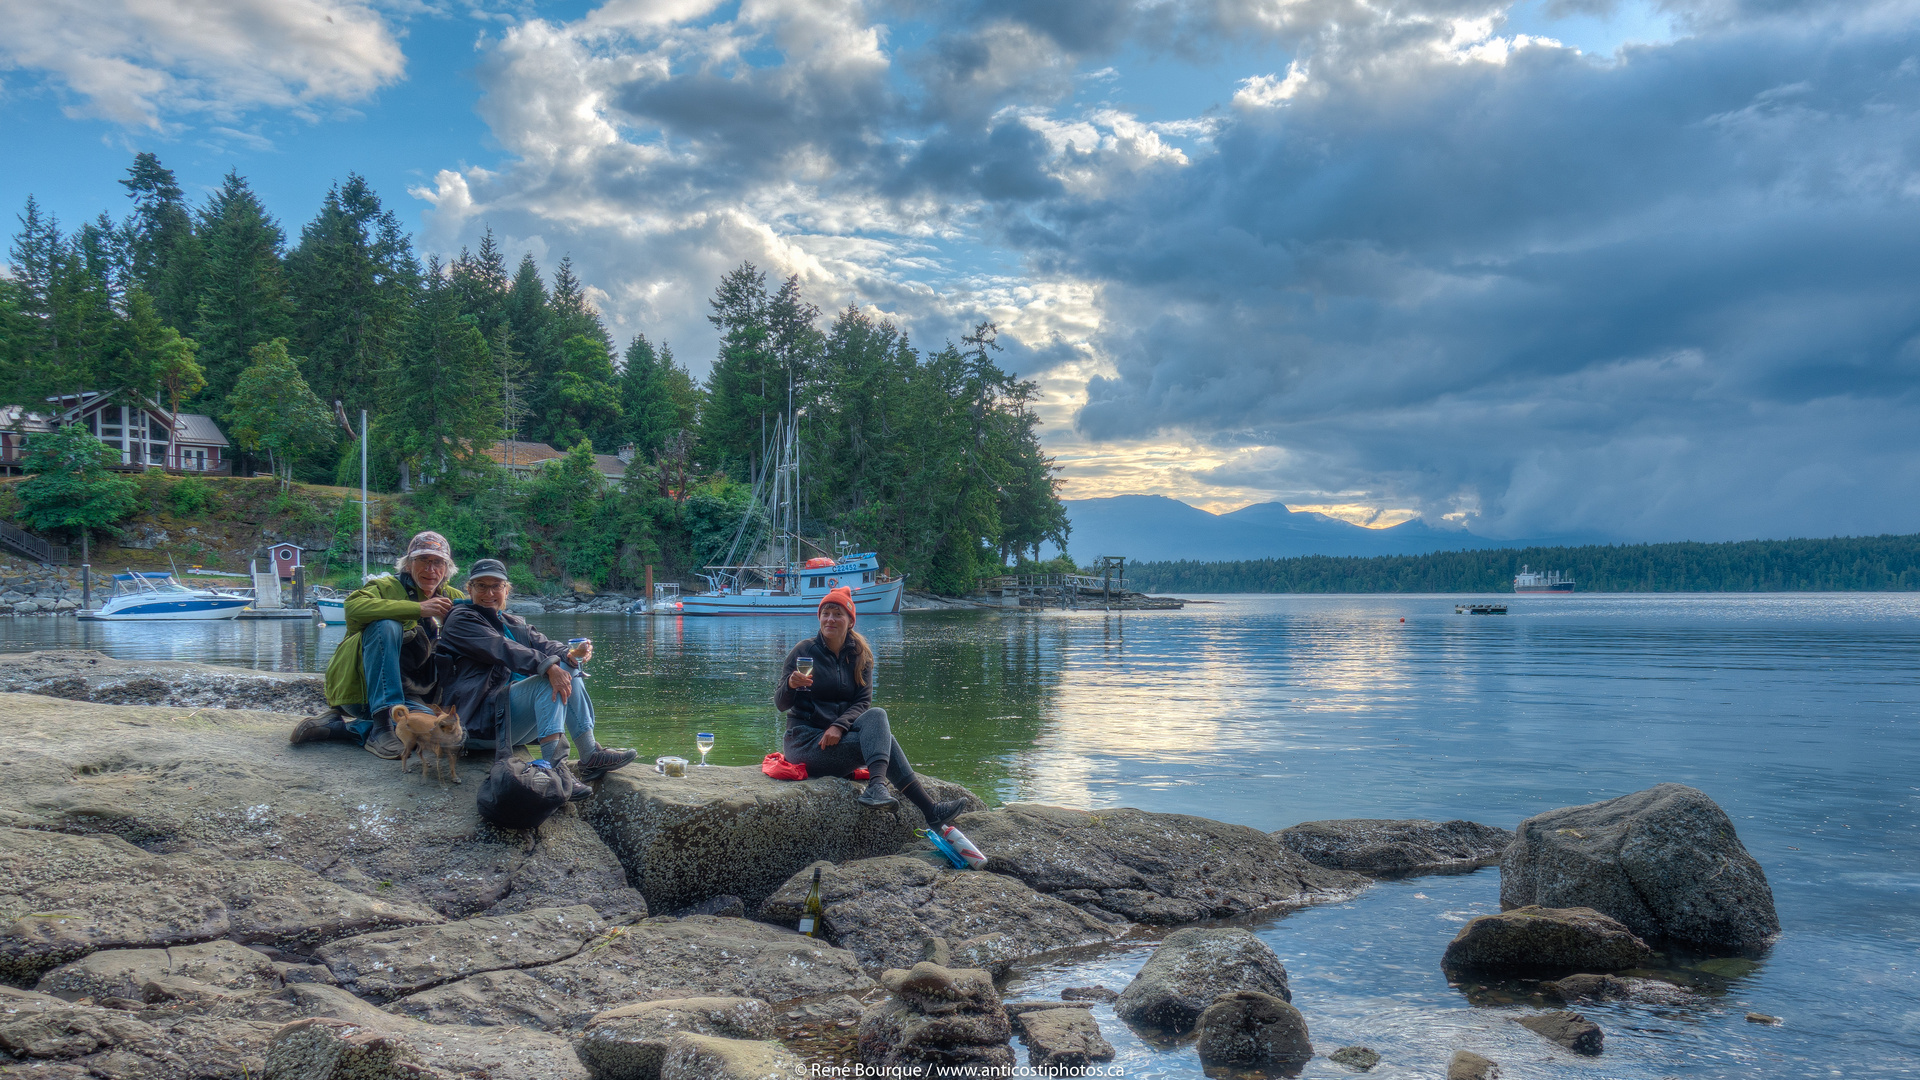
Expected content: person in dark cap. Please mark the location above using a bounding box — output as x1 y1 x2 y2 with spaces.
774 586 966 826
433 559 637 792
293 530 464 757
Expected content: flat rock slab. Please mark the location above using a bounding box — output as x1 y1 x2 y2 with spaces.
952 803 1369 924
757 857 1128 973
0 1001 280 1079
659 1032 808 1080
1276 818 1513 876
1501 784 1779 951
260 984 590 1079
0 827 441 985
0 651 327 713
314 904 610 1000
1517 1010 1604 1055
0 689 645 975
1018 1007 1115 1069
1442 906 1655 975
576 996 774 1080
35 939 284 1002
582 766 985 914
390 915 873 1031
1114 928 1292 1035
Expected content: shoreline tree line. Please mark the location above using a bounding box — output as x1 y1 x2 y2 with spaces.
1127 534 1920 593
0 154 1069 593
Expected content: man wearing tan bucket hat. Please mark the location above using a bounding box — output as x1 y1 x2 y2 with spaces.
293 531 466 758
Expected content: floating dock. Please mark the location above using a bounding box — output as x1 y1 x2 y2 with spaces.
1456 604 1508 615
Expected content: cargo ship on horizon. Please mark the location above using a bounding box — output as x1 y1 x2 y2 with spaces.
1514 565 1575 593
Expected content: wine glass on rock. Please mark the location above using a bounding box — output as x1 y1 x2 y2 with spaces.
696 731 715 767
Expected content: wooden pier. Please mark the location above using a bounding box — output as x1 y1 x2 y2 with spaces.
979 556 1184 610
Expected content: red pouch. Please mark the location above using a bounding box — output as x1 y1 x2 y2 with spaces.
760 752 868 781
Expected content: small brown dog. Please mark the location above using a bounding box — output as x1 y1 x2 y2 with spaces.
394 704 464 783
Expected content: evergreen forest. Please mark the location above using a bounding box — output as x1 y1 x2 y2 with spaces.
0 155 1069 594
1128 534 1920 593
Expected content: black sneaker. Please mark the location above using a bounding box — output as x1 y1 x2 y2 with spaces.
290 706 348 745
857 777 898 808
363 724 404 760
924 798 968 829
573 747 638 783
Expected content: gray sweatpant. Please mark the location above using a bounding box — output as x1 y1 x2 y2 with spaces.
782 707 915 787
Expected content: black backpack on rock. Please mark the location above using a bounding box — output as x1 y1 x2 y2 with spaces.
476 737 569 832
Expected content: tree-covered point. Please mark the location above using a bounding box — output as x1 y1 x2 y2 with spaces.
1 154 1070 592
1127 534 1920 594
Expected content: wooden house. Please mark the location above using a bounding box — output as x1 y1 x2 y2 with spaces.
0 392 233 476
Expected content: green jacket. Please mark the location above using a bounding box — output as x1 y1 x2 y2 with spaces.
322 573 467 706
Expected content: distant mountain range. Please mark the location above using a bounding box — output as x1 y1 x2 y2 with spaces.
1045 496 1568 563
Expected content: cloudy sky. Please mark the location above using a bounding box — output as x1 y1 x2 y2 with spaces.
5 0 1917 542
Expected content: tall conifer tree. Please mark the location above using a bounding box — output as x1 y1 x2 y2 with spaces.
119 153 205 332
285 175 419 416
195 172 293 403
382 257 504 489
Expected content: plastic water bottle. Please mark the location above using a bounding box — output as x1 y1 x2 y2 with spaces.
939 824 988 870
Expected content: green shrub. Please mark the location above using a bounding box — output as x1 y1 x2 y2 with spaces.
169 476 214 516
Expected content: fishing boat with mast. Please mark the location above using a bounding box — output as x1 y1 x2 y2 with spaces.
680 407 905 617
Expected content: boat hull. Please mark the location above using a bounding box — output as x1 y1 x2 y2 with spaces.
680 577 904 616
316 598 347 624
1513 585 1576 593
82 598 253 621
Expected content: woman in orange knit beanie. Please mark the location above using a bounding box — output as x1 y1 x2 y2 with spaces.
771 587 966 826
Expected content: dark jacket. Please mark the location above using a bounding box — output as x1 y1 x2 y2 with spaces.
434 600 572 741
773 635 872 732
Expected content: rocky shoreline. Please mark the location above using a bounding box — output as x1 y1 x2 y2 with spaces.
0 652 1780 1079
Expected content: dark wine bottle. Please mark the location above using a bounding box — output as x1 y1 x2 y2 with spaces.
798 867 825 938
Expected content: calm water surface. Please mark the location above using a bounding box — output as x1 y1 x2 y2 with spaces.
5 594 1917 1078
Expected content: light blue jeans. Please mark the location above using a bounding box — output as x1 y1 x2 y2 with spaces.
342 619 432 744
464 670 596 752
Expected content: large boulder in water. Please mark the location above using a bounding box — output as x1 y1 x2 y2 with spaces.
1114 928 1291 1035
582 766 985 914
951 803 1369 925
756 857 1127 973
1276 818 1513 876
1441 906 1655 975
1500 784 1779 951
1194 991 1313 1071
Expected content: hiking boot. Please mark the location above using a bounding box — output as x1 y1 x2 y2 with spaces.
573 747 638 784
363 724 404 760
857 777 898 808
290 706 349 745
557 762 594 803
924 798 969 830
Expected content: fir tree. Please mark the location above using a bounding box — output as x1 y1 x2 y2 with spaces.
450 228 510 341
285 174 420 416
119 153 205 332
125 290 205 466
195 172 293 404
618 334 701 459
699 263 776 478
381 258 505 489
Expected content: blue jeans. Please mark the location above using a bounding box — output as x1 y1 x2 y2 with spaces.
463 670 596 752
341 619 429 744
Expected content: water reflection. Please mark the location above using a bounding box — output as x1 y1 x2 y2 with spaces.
5 596 1919 1077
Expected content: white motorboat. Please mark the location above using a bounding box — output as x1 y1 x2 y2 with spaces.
312 586 348 624
80 572 253 621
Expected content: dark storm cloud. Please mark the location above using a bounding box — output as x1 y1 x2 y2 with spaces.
1053 9 1920 538
437 0 1920 541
